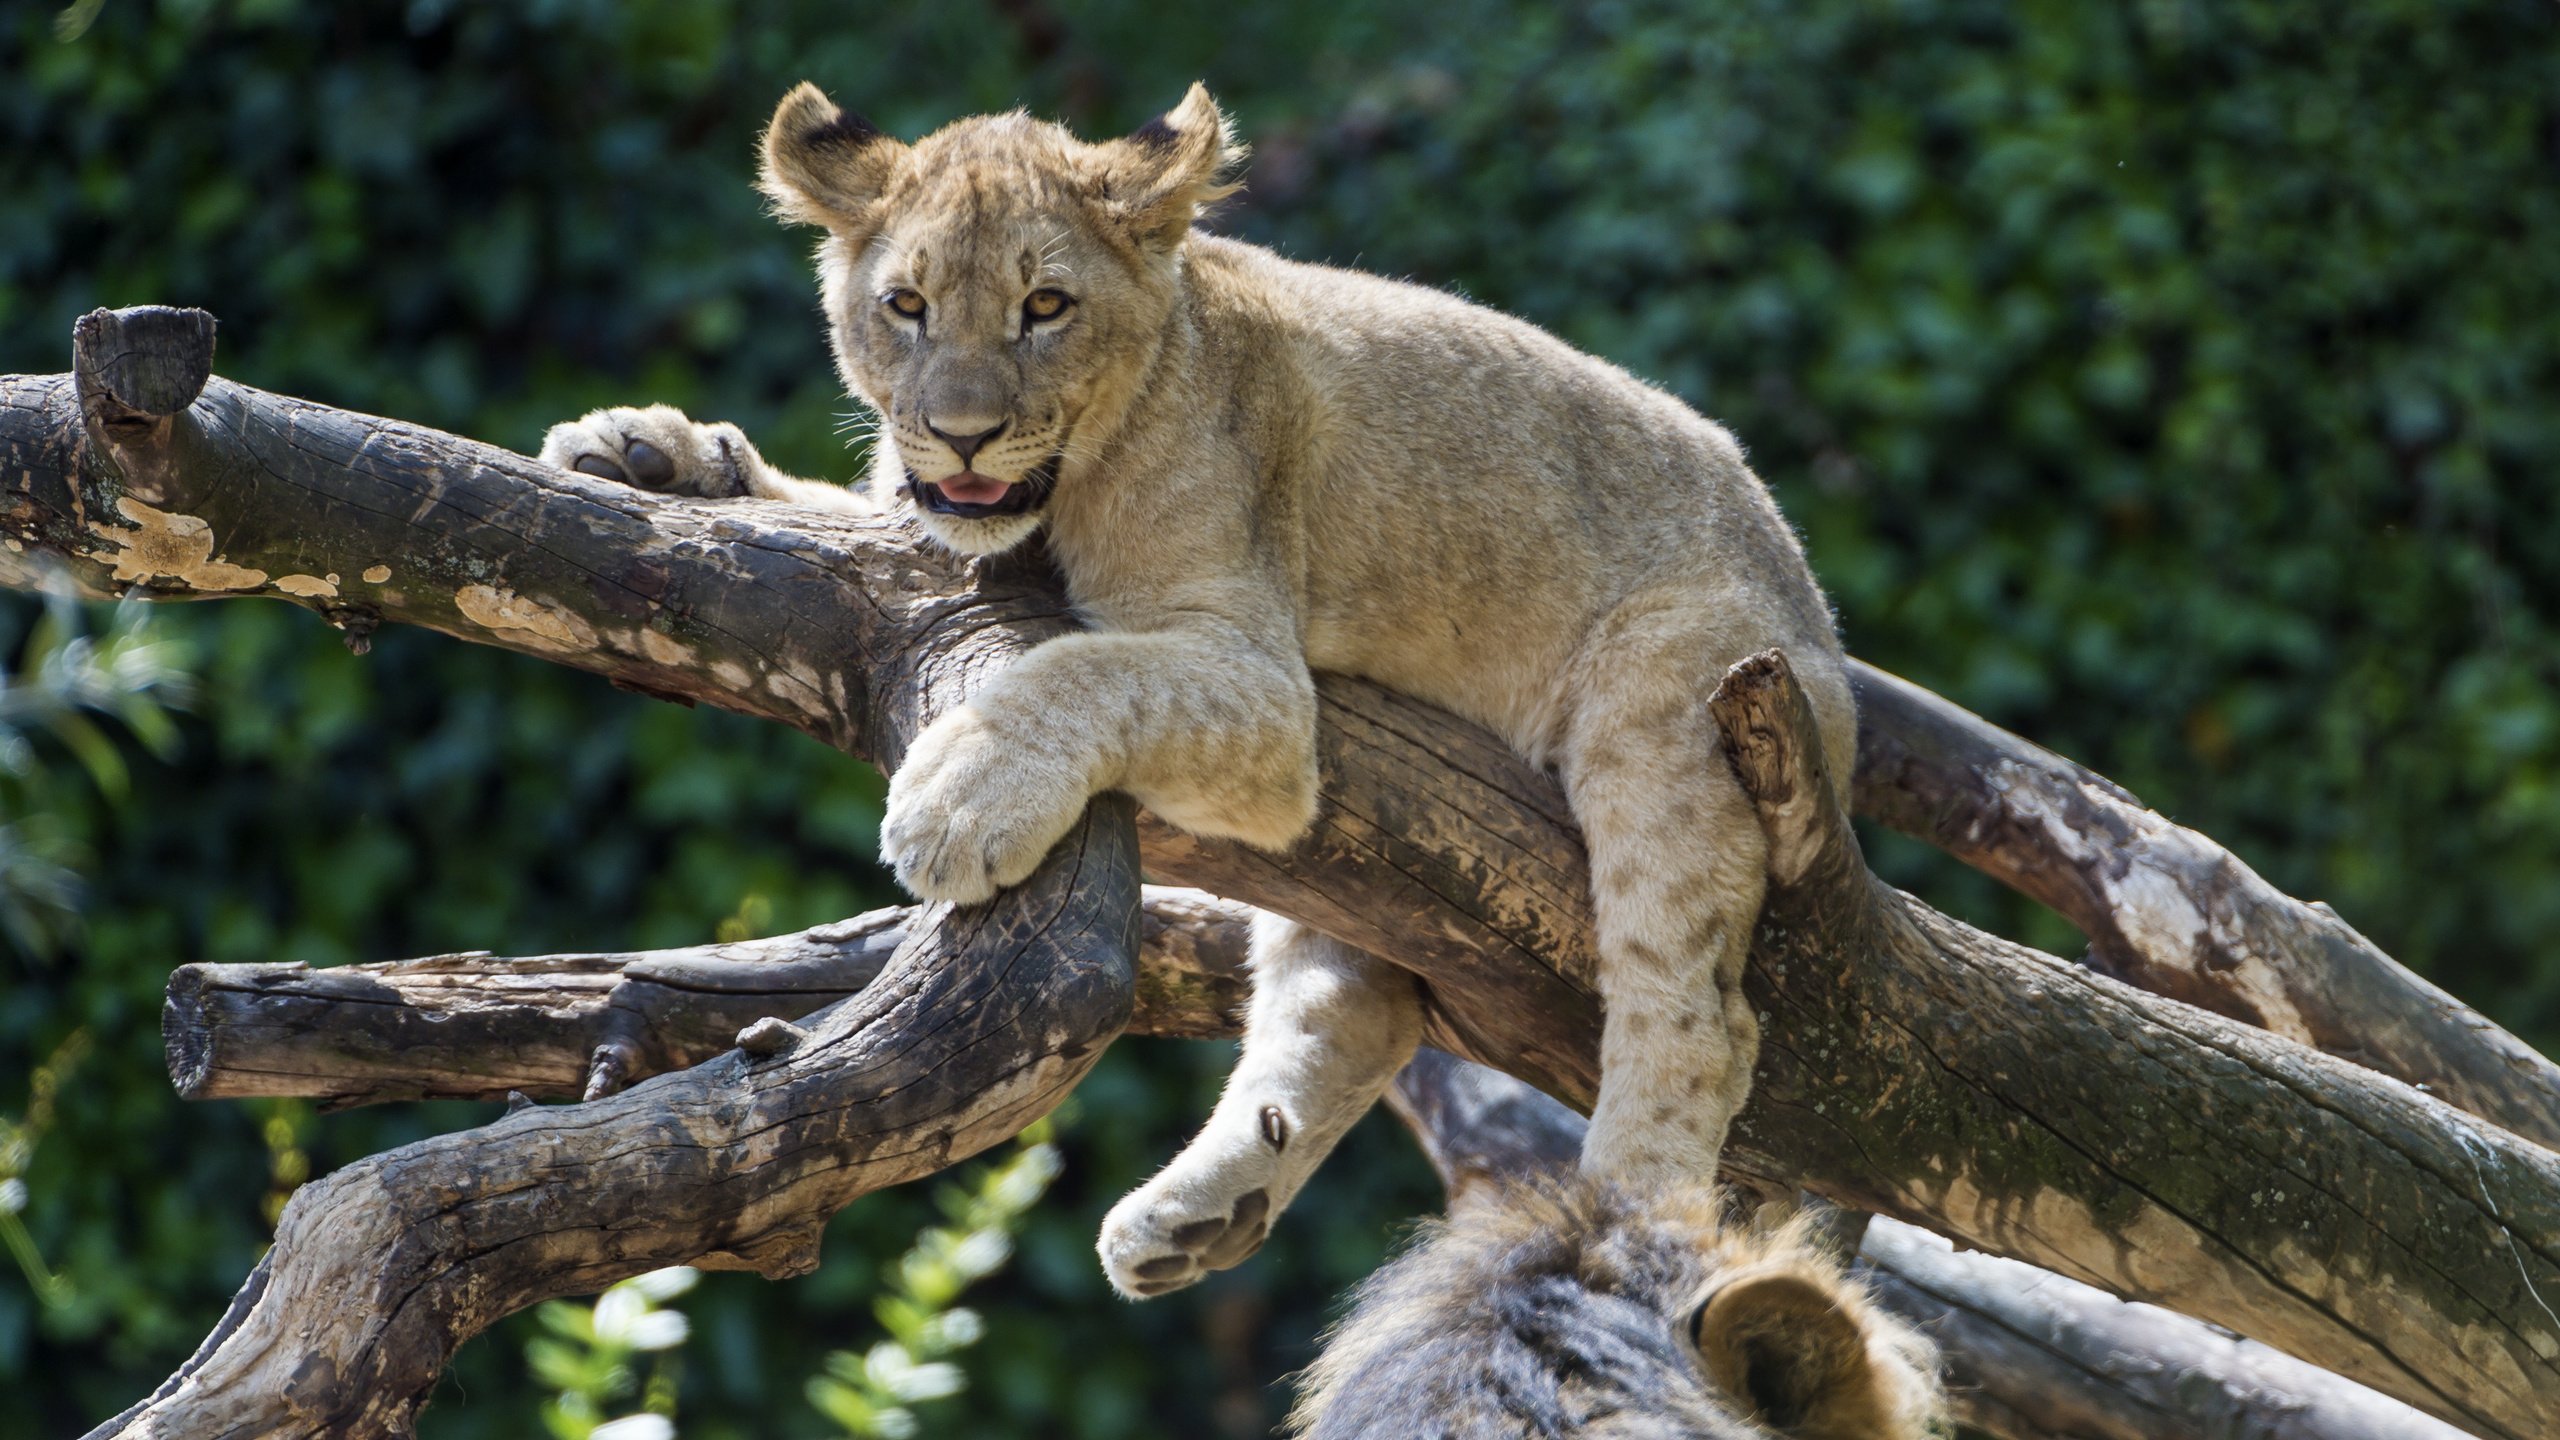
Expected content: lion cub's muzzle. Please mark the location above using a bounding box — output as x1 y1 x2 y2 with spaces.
902 453 1061 519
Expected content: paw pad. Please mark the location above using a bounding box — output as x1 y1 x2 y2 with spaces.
1117 1186 1273 1296
623 438 677 488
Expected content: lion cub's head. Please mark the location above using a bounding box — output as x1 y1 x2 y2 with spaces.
759 83 1241 555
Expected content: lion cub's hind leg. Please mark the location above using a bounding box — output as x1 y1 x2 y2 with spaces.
1099 914 1422 1298
1563 615 1773 1185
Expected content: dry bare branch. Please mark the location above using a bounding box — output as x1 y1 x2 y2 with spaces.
164 887 1254 1107
1852 665 2560 1147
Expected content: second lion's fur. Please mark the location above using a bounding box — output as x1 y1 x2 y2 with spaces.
1293 1180 1943 1439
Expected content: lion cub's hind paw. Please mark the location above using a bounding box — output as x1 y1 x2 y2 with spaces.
1098 1183 1274 1298
539 404 754 499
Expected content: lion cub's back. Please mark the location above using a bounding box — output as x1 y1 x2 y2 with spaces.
1186 237 1839 737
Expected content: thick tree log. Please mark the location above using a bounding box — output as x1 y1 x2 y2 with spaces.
13 313 2537 1132
165 887 1255 1107
1386 1048 2474 1440
15 308 2542 1113
7 312 2556 1434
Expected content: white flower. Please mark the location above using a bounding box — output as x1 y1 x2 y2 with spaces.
864 1343 966 1404
590 1415 675 1440
925 1307 985 1349
593 1286 690 1351
628 1267 700 1303
945 1228 1010 1280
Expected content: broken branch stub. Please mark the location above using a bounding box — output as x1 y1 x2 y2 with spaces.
73 304 218 431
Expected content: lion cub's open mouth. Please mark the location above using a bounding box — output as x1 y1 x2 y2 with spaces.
905 454 1060 520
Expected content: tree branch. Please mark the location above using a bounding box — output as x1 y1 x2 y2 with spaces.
164 887 1254 1108
1851 664 2560 1147
92 799 1138 1439
8 311 2556 1436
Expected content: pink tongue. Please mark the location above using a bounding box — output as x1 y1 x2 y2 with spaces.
939 473 1012 505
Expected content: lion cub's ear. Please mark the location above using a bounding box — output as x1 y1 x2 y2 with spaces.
1097 82 1245 252
1690 1263 1932 1440
760 82 908 231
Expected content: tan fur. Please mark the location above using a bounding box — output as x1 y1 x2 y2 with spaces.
542 84 1858 1300
1291 1180 1944 1439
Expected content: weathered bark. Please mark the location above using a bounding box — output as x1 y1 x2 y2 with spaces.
1704 651 2559 1438
165 887 1255 1107
166 922 2480 1440
1852 664 2560 1149
7 311 2557 1435
1862 1223 2475 1440
1387 1048 2475 1440
50 308 1149 1440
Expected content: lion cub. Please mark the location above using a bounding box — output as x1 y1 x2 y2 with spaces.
542 84 1858 1299
1293 1180 1942 1440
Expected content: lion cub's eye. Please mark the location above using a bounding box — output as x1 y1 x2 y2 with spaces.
882 289 927 321
1021 288 1074 329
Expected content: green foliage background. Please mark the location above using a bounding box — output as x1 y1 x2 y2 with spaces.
2 0 2554 1434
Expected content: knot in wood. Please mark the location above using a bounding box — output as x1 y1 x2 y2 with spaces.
736 1016 809 1057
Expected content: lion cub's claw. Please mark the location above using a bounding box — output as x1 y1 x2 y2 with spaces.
570 437 677 489
1099 1185 1273 1299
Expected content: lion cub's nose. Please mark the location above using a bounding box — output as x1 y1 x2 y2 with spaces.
926 417 1008 466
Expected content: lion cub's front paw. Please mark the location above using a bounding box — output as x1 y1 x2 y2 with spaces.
1098 1147 1282 1299
879 707 1093 904
538 404 758 499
